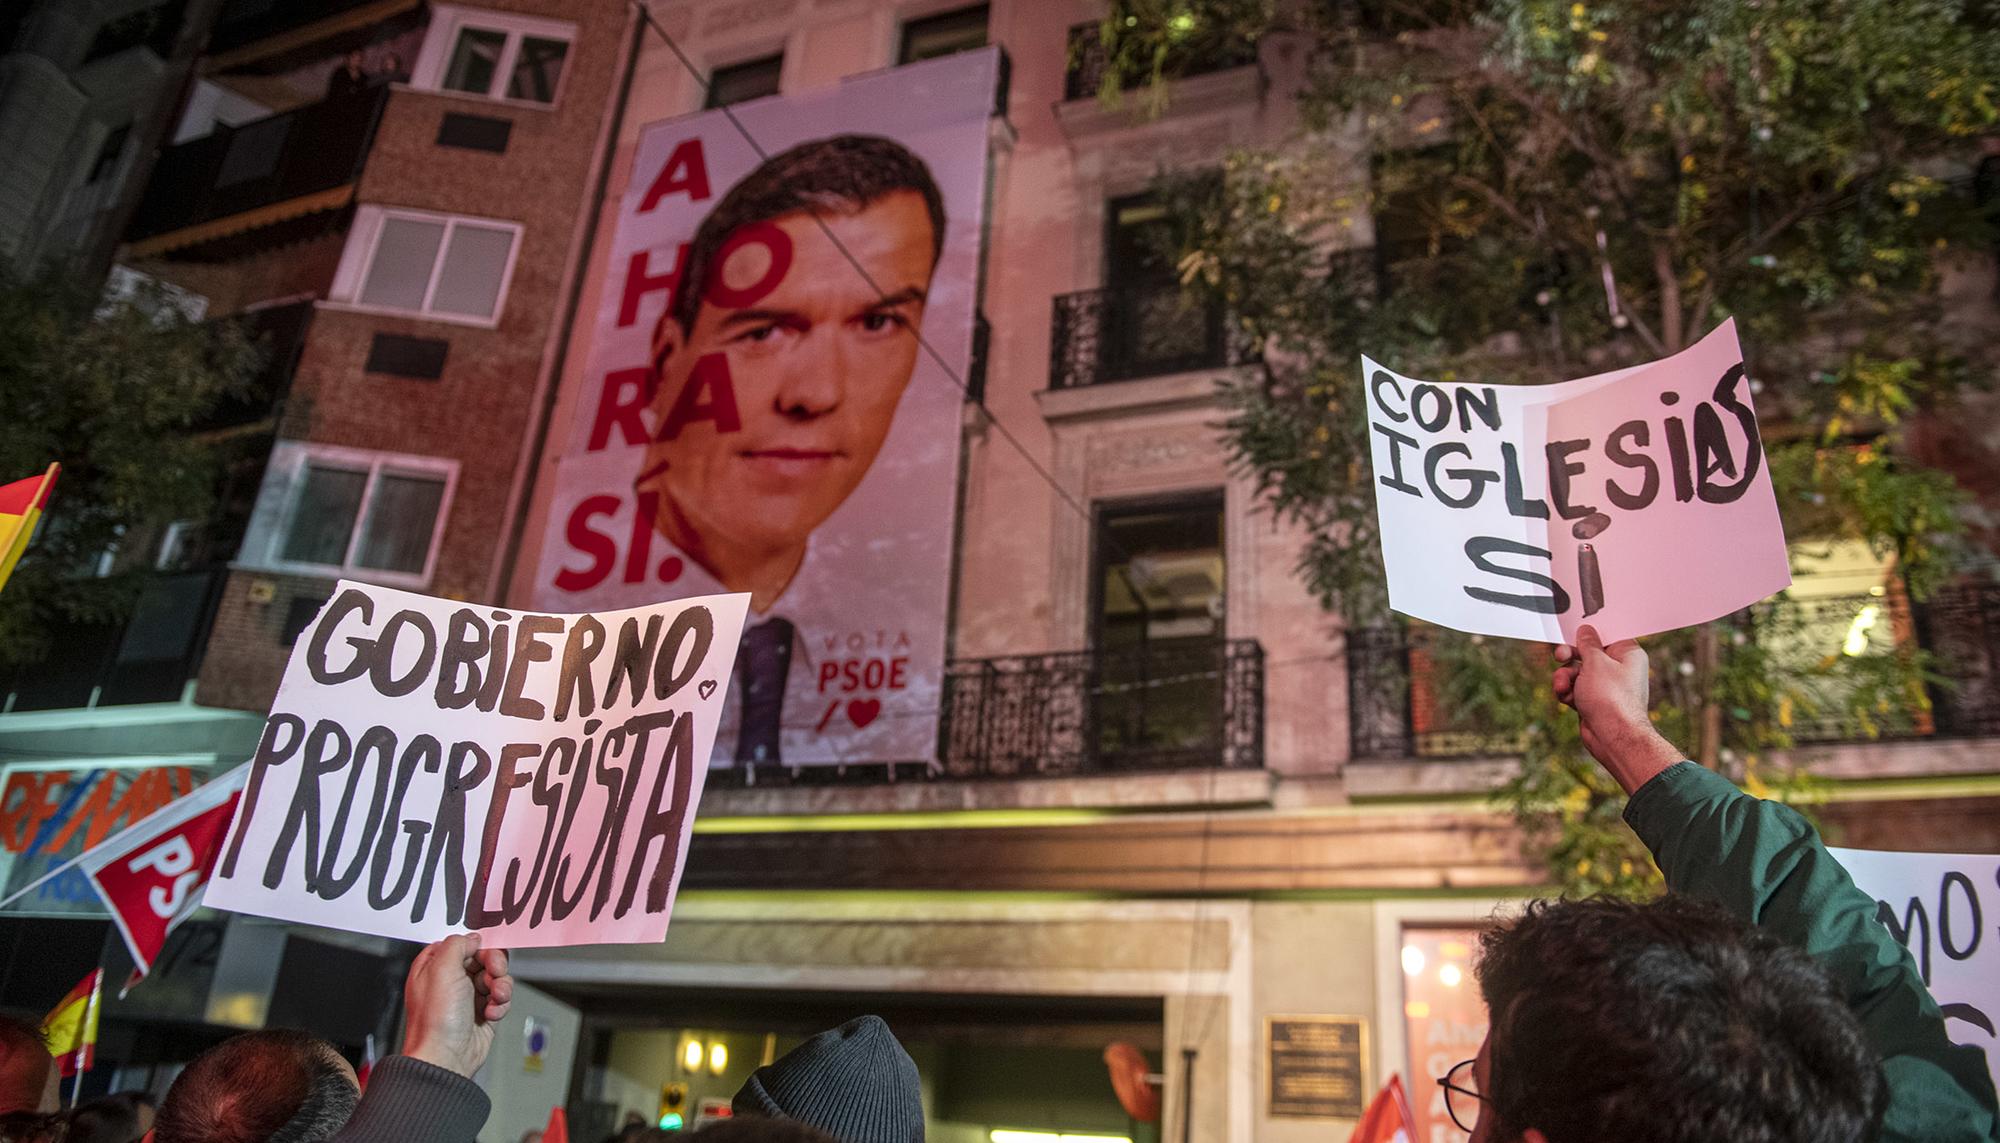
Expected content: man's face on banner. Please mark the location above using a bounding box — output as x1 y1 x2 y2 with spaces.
643 191 936 562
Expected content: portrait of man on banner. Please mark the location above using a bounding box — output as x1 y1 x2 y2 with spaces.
533 51 996 773
635 135 945 767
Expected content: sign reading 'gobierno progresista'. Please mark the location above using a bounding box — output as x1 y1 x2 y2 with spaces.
205 581 748 948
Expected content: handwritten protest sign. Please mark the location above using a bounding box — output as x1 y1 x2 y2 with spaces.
1363 320 1790 642
205 581 748 948
1833 847 2000 1097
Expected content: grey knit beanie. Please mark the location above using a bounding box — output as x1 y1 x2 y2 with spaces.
730 1016 924 1143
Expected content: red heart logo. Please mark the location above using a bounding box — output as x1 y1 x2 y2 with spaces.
658 556 684 582
846 699 881 729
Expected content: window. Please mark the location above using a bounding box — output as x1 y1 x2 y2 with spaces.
705 54 783 108
1399 926 1489 1140
1103 189 1225 379
331 207 521 324
411 5 574 105
1091 494 1227 766
899 5 988 64
250 444 456 586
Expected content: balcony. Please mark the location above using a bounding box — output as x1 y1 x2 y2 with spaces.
125 87 389 260
1062 20 1259 102
0 569 230 713
1348 583 2000 761
1049 286 1258 389
711 639 1265 788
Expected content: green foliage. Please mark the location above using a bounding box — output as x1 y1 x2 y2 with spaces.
1113 0 2000 893
0 269 261 669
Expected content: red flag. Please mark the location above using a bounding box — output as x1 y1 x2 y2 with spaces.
357 1034 379 1091
75 765 248 984
1347 1074 1418 1143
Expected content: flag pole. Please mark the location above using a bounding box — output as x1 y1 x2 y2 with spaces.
68 964 102 1106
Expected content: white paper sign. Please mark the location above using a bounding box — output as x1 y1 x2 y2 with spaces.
1833 847 2000 1098
206 581 748 948
1363 320 1791 642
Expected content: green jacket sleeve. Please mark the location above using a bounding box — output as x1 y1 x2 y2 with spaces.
1624 761 1998 1143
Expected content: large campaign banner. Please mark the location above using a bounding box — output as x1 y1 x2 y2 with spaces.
206 581 748 948
530 50 998 770
1364 320 1791 642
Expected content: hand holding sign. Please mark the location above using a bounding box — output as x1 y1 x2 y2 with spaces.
1365 320 1790 641
403 933 512 1077
205 582 748 948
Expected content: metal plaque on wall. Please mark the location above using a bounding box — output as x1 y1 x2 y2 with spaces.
1267 1014 1369 1119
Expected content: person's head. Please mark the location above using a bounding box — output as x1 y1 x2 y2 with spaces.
0 1110 65 1143
66 1093 145 1143
0 1019 55 1115
732 1016 923 1143
641 135 946 575
154 1030 359 1143
343 49 365 71
692 1121 840 1142
1466 894 1886 1143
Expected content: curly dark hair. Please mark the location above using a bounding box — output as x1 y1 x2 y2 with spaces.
1476 894 1886 1143
663 134 945 339
154 1030 357 1143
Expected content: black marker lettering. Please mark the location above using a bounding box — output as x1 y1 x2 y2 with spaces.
315 724 396 898
435 609 489 710
1463 536 1571 614
1501 442 1550 519
222 714 305 878
1423 442 1496 509
263 719 351 891
1545 438 1596 520
555 615 606 721
305 590 374 685
1373 425 1422 497
501 615 563 719
1604 420 1658 510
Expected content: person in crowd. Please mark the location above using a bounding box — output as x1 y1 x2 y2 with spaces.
695 1124 839 1142
378 51 408 84
64 1093 145 1143
152 933 510 1143
730 1016 922 1143
0 1020 54 1117
1451 625 1999 1143
325 49 370 99
0 1110 64 1143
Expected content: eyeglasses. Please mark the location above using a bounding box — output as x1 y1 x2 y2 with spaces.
1439 1057 1490 1133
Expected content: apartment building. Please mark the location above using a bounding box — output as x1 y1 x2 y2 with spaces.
0 2 1995 1140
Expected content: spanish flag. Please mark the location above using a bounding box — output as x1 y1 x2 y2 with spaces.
41 968 102 1077
0 464 60 595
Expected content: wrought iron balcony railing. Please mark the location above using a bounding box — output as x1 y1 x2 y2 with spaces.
1050 286 1259 389
1063 21 1259 102
1348 583 2000 760
126 87 389 255
710 638 1264 788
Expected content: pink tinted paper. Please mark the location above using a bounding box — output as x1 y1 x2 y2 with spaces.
206 581 749 948
1363 320 1790 642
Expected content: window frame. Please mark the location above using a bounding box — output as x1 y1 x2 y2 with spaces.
704 53 785 109
408 4 576 109
327 205 524 328
897 4 990 65
247 443 458 590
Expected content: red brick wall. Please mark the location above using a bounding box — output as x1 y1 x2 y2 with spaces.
196 0 630 713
